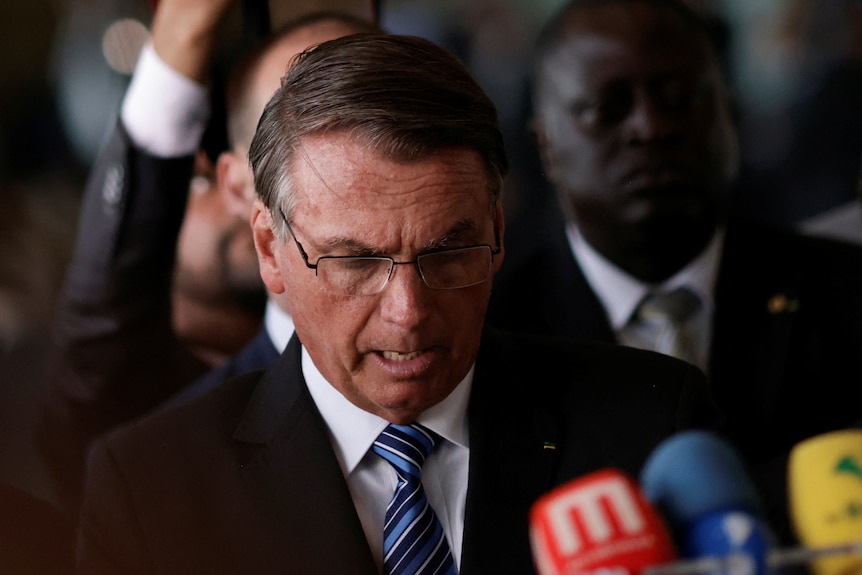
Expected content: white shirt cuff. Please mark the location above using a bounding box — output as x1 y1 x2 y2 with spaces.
121 42 211 157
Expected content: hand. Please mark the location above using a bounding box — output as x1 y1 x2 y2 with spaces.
150 0 238 83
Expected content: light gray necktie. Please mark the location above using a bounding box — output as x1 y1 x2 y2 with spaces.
631 286 703 368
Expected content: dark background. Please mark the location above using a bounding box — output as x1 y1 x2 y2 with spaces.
0 0 860 504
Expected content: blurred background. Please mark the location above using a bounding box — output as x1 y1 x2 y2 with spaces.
1 0 861 362
0 0 859 507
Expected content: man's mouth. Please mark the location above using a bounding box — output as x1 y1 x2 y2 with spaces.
625 167 690 190
381 350 424 361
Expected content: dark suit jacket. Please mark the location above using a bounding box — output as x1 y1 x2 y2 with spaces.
486 217 862 539
77 329 721 575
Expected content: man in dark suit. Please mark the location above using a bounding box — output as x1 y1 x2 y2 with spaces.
485 0 862 540
76 33 722 574
37 0 381 519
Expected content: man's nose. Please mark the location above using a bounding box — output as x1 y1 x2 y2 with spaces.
377 262 431 329
623 87 680 145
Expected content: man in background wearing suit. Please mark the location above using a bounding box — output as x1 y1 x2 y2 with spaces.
76 33 721 575
37 0 380 520
486 0 862 541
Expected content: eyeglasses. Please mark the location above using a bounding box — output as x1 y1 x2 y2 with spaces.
279 207 501 296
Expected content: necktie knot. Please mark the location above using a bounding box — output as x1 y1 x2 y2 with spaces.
626 286 708 371
373 423 439 480
636 286 701 325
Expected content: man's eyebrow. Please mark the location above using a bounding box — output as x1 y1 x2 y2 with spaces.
318 236 379 256
422 219 482 250
318 218 482 256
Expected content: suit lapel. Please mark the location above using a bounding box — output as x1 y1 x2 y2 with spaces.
711 223 802 431
459 331 561 575
544 230 617 344
233 336 378 575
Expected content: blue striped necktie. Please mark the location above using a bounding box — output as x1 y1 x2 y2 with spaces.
372 423 457 575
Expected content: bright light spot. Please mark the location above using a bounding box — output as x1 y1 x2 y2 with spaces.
102 18 150 75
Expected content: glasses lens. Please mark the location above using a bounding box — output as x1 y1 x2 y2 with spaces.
418 246 493 289
317 257 392 296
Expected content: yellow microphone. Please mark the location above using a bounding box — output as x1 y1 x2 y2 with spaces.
788 429 862 575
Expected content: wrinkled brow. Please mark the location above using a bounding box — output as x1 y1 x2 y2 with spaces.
316 217 483 256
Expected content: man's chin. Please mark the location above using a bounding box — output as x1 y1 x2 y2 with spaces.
625 191 717 229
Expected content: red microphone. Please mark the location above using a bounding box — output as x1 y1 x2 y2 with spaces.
530 469 678 575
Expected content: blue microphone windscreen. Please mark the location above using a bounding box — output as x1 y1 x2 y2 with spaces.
639 430 762 529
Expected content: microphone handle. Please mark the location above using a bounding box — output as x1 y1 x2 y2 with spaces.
768 540 862 568
641 541 862 575
642 555 744 575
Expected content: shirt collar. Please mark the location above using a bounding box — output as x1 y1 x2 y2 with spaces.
303 346 472 476
567 223 724 330
264 299 294 353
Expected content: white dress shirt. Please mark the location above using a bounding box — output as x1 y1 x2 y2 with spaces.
567 223 723 372
263 299 294 353
304 349 472 572
121 42 210 157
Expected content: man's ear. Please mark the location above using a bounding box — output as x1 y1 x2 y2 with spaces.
251 199 286 295
217 150 255 220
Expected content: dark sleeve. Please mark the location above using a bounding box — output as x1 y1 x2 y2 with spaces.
37 120 208 519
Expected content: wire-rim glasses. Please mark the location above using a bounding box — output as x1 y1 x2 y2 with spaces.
278 207 501 296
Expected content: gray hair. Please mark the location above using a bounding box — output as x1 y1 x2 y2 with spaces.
248 33 508 236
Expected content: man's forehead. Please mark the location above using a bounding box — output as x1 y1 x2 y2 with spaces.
288 140 489 212
291 134 490 186
296 215 487 249
555 2 713 60
545 22 714 94
278 132 496 232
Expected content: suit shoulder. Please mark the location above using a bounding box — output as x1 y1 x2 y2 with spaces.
480 327 704 392
475 329 722 452
726 217 862 266
97 369 265 457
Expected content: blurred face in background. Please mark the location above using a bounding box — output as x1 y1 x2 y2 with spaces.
175 150 265 308
534 0 738 282
173 150 265 360
178 18 378 333
218 19 380 221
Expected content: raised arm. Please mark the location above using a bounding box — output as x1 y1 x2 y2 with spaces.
37 0 243 520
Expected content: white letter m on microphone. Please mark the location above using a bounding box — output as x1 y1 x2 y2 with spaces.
547 475 647 555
